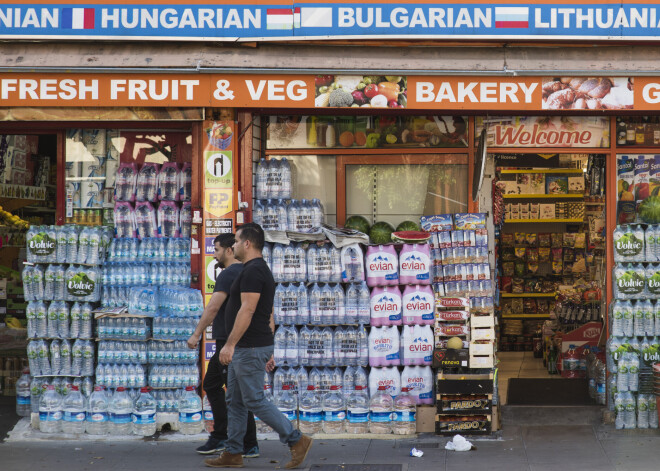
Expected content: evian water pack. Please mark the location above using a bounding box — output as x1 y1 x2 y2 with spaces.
365 245 398 287
368 326 400 367
368 366 401 398
401 285 434 325
370 286 402 326
400 366 433 405
400 325 433 366
399 243 431 285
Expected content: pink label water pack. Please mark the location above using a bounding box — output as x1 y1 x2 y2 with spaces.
400 365 434 405
365 245 399 287
368 365 401 398
401 285 434 325
370 286 402 326
368 325 400 367
400 325 434 366
399 243 431 285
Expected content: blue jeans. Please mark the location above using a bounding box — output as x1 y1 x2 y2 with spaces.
225 345 301 454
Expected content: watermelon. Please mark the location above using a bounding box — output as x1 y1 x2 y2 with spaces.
369 221 395 244
639 196 660 224
344 215 371 234
396 220 421 232
391 230 432 243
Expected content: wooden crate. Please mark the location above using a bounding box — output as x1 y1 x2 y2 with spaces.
436 394 493 415
435 414 492 435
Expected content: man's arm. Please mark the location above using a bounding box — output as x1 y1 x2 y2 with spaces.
186 291 227 349
218 291 260 364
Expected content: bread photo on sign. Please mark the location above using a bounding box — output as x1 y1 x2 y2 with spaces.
541 77 634 110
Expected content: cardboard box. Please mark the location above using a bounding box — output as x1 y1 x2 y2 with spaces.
560 321 603 353
437 394 493 415
416 405 435 433
433 348 469 368
540 203 555 219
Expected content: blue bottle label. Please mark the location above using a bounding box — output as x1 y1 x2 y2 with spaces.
132 412 156 424
324 410 346 422
347 410 369 423
64 411 86 422
179 412 202 423
280 409 297 421
370 411 393 423
88 412 109 423
39 411 62 422
17 396 31 405
299 410 322 423
393 411 416 422
110 412 132 424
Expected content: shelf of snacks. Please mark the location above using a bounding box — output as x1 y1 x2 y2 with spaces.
499 169 584 174
503 194 584 199
505 218 584 223
501 293 556 298
501 314 552 319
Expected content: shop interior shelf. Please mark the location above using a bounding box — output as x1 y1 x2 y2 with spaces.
501 313 551 318
504 218 584 223
501 293 556 298
503 194 584 199
499 169 584 174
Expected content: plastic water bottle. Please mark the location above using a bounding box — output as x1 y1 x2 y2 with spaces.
345 284 358 324
310 284 322 325
624 391 636 429
321 327 334 366
369 386 393 434
269 159 281 198
56 227 68 262
346 385 370 434
276 199 288 232
298 385 322 434
297 283 310 325
38 339 51 376
357 325 369 367
39 385 63 433
62 385 87 434
628 354 639 392
77 227 90 264
69 302 81 339
280 157 291 199
55 265 66 301
80 303 93 339
643 299 655 336
47 302 59 338
50 339 61 375
179 386 203 434
637 394 650 429
615 393 625 429
322 385 346 434
256 158 268 200
358 282 371 325
57 301 70 339
307 244 319 283
333 284 346 324
16 369 32 417
285 326 299 366
650 394 659 429
276 385 298 429
109 387 133 435
393 387 416 435
634 301 645 337
44 265 55 300
272 244 284 283
87 229 101 265
132 387 157 436
274 326 286 366
622 301 634 337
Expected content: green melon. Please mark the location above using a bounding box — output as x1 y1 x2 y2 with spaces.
396 220 421 232
369 221 395 244
344 215 371 234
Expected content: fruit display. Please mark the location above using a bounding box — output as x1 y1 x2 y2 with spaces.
368 221 395 245
395 220 421 232
391 231 431 244
344 215 371 235
0 205 29 230
314 75 407 109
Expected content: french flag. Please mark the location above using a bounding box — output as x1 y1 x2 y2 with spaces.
61 8 95 30
494 7 529 28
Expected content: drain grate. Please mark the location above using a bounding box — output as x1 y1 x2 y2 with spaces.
311 465 404 471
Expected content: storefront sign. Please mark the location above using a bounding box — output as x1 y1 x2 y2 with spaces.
205 341 216 362
204 237 216 256
476 116 610 148
5 2 660 42
204 218 233 236
205 255 220 293
0 73 657 111
204 151 232 188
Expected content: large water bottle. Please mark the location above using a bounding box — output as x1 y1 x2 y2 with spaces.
622 301 634 337
256 158 269 200
38 339 51 376
55 265 66 302
637 394 650 429
280 157 292 200
109 387 133 435
298 326 311 366
345 284 358 324
61 385 87 434
311 198 324 228
330 247 342 283
32 265 44 301
346 385 370 434
80 303 93 339
274 326 286 366
392 387 416 435
276 199 288 232
333 327 345 367
87 229 101 266
320 284 334 325
298 385 323 434
357 325 369 367
66 226 79 263
322 385 346 434
272 244 284 283
307 244 319 283
86 386 110 435
60 339 71 376
16 369 32 417
56 301 69 339
650 394 659 429
634 301 645 337
310 284 322 325
333 284 346 324
369 385 393 434
276 384 298 430
294 244 307 282
39 385 63 433
47 302 59 338
69 302 81 339
77 227 90 264
178 386 204 435
287 199 300 232
357 282 371 325
268 159 281 198
614 393 625 429
132 387 157 436
285 326 299 366
297 283 310 325
628 354 639 392
44 265 55 301
49 339 61 375
321 327 334 366
56 227 68 263
623 391 637 429
643 299 655 336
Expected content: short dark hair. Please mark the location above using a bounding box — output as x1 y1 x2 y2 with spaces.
236 222 264 251
214 233 235 248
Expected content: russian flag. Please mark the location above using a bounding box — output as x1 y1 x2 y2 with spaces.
266 8 300 30
61 8 95 30
495 7 529 28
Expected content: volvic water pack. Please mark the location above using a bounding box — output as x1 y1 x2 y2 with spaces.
613 225 645 262
401 285 434 325
365 245 399 287
368 326 400 367
370 286 402 326
398 243 431 285
614 263 646 299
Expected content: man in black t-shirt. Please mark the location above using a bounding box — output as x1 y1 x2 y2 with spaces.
205 223 313 470
187 234 258 457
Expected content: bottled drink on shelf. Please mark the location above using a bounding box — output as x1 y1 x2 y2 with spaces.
132 387 157 436
178 386 204 435
298 385 322 434
108 387 133 435
346 385 370 434
322 385 346 434
39 385 63 433
61 385 87 434
369 386 393 434
15 369 31 417
392 387 416 435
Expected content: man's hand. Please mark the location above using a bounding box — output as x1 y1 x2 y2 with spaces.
187 334 199 350
266 355 275 372
219 344 235 365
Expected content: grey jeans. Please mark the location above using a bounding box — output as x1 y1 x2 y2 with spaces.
225 345 301 454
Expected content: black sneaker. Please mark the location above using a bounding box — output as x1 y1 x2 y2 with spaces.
196 437 226 455
242 446 260 458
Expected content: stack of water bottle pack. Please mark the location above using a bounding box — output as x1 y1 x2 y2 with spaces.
609 223 660 430
22 224 107 427
101 237 191 308
114 161 192 239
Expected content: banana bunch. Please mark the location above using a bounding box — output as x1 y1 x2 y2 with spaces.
0 205 29 230
5 316 24 329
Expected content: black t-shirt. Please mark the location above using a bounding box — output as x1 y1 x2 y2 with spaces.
224 257 275 348
211 263 243 342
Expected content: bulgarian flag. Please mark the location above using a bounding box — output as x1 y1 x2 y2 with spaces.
495 7 529 28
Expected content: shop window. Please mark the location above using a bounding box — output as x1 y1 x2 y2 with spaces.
615 117 660 147
65 129 192 227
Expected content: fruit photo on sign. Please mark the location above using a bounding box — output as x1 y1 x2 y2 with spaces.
314 75 407 109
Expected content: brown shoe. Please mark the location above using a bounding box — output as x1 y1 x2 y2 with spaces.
285 434 314 469
205 451 244 468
